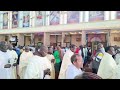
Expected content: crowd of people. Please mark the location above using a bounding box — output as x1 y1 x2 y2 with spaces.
0 41 120 79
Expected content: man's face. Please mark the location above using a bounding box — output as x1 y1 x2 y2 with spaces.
98 44 103 50
0 42 8 52
74 55 83 68
25 49 29 52
71 46 77 53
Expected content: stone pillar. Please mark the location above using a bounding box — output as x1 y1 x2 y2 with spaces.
8 11 12 29
43 32 50 46
31 33 35 46
107 30 111 46
17 34 24 46
61 32 66 47
81 30 86 45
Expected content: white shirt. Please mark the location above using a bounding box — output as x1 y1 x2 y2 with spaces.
66 64 83 79
7 50 18 65
0 51 13 79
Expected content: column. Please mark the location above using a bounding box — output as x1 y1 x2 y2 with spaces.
107 30 111 46
43 32 50 46
42 11 46 26
17 34 24 46
63 11 67 24
84 11 89 22
8 11 12 29
80 11 83 23
46 11 50 26
30 33 35 46
0 12 3 29
61 32 66 47
81 30 86 45
105 11 110 20
111 11 116 20
19 11 23 28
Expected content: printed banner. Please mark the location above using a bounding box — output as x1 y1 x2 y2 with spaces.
3 12 8 29
23 11 30 27
67 11 79 23
12 11 18 28
50 11 60 25
116 11 120 19
36 11 43 26
89 11 104 21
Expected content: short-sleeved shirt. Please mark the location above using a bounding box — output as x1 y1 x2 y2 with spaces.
53 50 61 63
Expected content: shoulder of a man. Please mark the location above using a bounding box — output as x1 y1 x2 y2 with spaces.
67 64 74 72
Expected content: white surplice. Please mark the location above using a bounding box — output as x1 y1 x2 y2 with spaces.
19 51 33 79
113 53 120 79
97 52 117 79
115 53 120 65
58 49 74 79
46 54 55 79
24 55 52 79
66 64 83 79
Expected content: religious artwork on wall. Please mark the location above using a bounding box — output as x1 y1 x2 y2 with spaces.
3 12 8 29
50 11 60 25
23 11 30 27
88 34 106 42
12 11 18 28
67 11 79 24
35 11 43 26
116 11 120 19
89 11 104 21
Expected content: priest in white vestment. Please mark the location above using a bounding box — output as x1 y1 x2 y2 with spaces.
59 44 76 79
24 45 52 79
66 54 83 79
7 44 18 79
19 46 33 79
115 49 120 65
113 49 120 79
46 47 55 79
97 46 117 79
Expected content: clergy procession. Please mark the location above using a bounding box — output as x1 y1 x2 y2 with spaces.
0 41 120 79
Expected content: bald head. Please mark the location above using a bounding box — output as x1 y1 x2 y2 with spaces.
97 43 103 50
48 47 53 54
25 46 30 52
0 41 8 52
38 45 48 57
